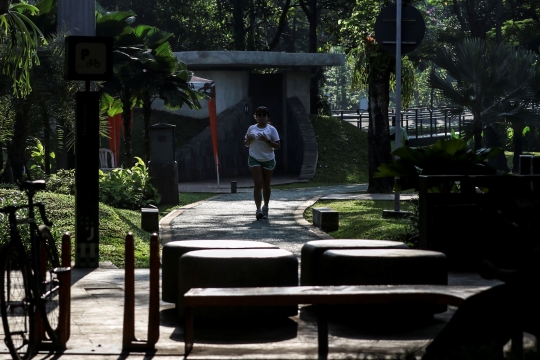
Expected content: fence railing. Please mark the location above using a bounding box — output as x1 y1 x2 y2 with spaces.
331 107 474 139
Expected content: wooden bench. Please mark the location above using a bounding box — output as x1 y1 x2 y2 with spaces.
184 284 483 359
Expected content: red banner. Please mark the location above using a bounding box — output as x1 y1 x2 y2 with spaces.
107 109 133 167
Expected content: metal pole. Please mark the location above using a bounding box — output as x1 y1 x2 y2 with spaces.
394 0 402 212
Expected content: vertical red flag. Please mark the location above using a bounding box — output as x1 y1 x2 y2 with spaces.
108 113 122 167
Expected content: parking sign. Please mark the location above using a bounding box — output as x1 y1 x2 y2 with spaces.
65 36 113 81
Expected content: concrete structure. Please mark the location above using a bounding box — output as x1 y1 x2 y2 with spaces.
153 51 345 118
158 51 344 183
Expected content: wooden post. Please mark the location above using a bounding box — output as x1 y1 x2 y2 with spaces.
122 232 138 349
58 232 72 345
147 233 160 346
123 232 160 351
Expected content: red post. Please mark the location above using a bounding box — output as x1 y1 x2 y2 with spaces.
34 244 48 345
122 232 160 351
147 233 160 346
58 232 72 345
122 232 138 350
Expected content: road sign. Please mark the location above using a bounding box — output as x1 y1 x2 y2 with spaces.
374 4 425 55
65 36 113 81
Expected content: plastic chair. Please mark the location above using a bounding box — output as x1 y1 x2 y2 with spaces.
99 148 115 170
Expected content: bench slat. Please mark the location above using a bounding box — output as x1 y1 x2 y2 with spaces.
184 285 487 307
183 284 491 358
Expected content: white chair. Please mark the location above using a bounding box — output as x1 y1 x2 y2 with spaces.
99 148 115 170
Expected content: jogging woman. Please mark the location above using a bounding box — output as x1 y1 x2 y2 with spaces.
243 106 281 220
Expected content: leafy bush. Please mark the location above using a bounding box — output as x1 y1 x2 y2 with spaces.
375 138 504 192
99 157 161 209
45 169 75 195
27 137 55 179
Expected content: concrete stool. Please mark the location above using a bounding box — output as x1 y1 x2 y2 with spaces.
178 248 298 319
300 239 410 286
161 240 277 303
312 207 339 232
321 248 447 317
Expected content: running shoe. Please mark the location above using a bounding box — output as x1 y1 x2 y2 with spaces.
256 209 264 220
262 205 269 220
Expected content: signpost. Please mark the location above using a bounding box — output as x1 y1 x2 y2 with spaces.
375 2 425 217
65 36 113 267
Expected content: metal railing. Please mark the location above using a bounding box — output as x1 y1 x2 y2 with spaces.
331 107 473 139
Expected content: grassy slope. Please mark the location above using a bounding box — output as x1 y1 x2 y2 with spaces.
310 115 369 185
0 190 215 268
274 115 370 190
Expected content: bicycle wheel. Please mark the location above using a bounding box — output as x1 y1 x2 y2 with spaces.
0 244 35 360
36 225 61 342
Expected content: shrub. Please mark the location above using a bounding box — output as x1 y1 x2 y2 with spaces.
45 169 75 195
375 138 503 192
99 157 161 209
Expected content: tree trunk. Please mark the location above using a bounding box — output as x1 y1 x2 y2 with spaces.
483 124 508 172
473 114 483 151
232 0 246 50
8 99 31 182
367 62 394 193
40 101 51 175
0 0 10 15
122 95 133 169
142 96 152 164
512 122 525 173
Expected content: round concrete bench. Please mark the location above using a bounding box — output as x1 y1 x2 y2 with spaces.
300 239 410 286
161 240 277 303
320 248 448 318
178 248 298 319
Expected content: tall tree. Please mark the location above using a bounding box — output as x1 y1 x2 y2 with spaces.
1 0 46 182
333 0 415 193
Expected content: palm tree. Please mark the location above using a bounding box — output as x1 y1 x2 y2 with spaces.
98 11 203 168
429 38 540 166
137 43 204 164
0 0 45 97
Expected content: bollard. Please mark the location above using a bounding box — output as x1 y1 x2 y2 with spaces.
58 232 72 346
147 234 160 346
231 181 237 193
36 232 71 349
122 232 160 351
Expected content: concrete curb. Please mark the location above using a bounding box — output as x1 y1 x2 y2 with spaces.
294 195 333 240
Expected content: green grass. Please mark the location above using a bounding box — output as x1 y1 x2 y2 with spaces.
0 190 216 268
274 115 369 190
304 199 417 247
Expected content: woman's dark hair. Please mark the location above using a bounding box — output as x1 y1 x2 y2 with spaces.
255 106 270 116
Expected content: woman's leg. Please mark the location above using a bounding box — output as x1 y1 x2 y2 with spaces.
262 167 274 206
250 165 263 210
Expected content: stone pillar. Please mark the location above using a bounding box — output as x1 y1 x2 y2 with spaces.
57 0 95 36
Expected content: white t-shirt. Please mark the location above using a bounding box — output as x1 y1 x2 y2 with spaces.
245 124 280 162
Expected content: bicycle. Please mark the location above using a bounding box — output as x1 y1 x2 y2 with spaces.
0 180 70 360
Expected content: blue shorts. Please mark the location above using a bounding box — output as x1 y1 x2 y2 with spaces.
248 155 276 170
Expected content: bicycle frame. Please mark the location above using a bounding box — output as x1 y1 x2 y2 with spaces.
3 182 52 282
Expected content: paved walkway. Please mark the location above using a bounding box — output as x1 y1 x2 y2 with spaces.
0 178 521 360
